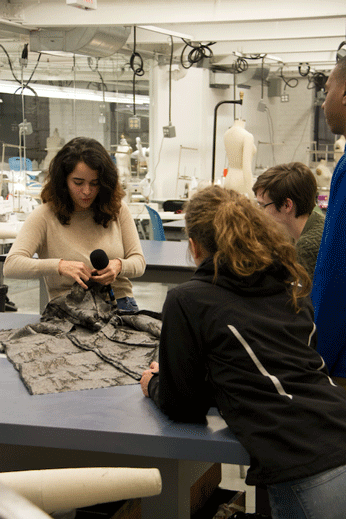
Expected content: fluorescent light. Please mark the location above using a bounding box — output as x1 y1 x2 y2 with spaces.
0 80 150 105
266 54 284 63
138 25 193 41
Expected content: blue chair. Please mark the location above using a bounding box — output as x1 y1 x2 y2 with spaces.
145 205 166 241
8 157 32 172
9 157 36 182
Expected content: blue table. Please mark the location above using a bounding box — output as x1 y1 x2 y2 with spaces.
0 314 250 519
138 239 195 284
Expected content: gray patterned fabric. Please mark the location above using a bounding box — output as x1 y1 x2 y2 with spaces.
0 283 161 395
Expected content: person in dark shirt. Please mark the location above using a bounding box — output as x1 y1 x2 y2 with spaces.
312 56 346 386
253 162 324 280
141 185 346 519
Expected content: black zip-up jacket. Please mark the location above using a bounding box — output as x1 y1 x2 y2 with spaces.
149 257 346 486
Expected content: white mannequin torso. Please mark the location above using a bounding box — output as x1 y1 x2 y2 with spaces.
116 136 132 184
223 120 256 199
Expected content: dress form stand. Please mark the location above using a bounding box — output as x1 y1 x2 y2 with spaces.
43 129 65 171
223 119 257 199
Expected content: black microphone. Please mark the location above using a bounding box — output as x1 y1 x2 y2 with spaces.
90 249 115 301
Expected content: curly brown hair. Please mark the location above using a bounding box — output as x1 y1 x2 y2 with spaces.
184 185 311 312
41 137 125 226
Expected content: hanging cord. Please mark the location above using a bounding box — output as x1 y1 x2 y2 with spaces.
298 63 327 91
298 63 310 77
291 106 313 161
150 135 164 193
180 39 216 69
233 57 248 73
234 53 266 73
0 44 39 97
168 35 173 124
87 56 108 102
306 71 327 90
130 26 145 117
279 65 299 89
13 48 41 116
260 57 264 99
266 107 276 165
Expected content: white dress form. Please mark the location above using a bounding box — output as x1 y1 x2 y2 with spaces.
315 159 332 189
223 119 256 199
43 129 65 171
115 135 132 186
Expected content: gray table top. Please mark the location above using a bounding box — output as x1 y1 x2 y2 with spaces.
0 314 250 466
140 239 194 270
162 219 186 229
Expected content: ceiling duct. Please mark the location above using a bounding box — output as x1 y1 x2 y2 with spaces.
29 26 131 58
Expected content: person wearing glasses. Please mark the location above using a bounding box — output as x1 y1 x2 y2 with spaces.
252 162 325 280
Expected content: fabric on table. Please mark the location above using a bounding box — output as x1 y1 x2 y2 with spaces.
0 283 161 395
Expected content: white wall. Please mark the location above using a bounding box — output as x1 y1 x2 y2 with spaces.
149 65 316 199
268 79 315 166
149 64 249 199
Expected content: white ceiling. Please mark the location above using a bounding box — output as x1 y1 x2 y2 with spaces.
0 0 345 91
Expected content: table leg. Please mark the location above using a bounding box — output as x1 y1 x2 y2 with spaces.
141 459 213 519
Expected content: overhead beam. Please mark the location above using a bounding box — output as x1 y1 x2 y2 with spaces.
15 1 346 27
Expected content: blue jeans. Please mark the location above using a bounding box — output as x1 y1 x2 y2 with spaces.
267 464 346 519
116 296 139 312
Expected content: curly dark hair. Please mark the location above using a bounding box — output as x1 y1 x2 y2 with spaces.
41 137 125 226
185 185 311 312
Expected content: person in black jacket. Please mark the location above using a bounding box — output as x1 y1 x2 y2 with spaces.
140 185 346 519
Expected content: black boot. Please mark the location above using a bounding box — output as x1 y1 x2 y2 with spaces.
5 296 18 312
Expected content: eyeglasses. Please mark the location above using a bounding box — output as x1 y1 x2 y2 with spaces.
257 201 275 209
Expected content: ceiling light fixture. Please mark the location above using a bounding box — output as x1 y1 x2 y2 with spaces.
0 80 149 105
137 25 193 41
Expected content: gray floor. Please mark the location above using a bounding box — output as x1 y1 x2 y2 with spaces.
3 277 256 513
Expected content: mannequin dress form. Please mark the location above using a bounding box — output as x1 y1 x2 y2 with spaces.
115 135 132 186
315 159 332 189
43 129 65 171
223 119 256 199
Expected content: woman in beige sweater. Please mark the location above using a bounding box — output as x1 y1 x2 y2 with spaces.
4 137 145 312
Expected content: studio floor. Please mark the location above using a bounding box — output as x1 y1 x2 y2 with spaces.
3 277 256 515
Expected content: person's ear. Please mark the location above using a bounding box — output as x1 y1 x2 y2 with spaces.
189 238 199 260
283 198 294 213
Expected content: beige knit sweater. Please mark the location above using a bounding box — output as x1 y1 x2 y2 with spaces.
4 201 146 301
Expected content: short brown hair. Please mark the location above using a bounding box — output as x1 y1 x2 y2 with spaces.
252 162 317 217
